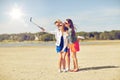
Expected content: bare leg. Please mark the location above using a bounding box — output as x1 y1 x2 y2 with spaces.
58 53 62 72
73 58 76 69
72 52 79 72
62 52 66 70
66 49 70 71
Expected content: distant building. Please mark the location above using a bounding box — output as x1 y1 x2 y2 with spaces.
34 35 39 41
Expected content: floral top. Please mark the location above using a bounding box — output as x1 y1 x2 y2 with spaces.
67 28 77 44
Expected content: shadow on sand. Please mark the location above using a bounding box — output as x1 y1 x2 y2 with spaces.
78 65 119 72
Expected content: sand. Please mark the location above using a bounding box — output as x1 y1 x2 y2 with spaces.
0 42 120 80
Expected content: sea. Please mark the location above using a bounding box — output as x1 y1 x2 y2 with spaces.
0 41 115 47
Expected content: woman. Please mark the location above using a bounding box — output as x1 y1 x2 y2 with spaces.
54 20 68 72
65 19 80 72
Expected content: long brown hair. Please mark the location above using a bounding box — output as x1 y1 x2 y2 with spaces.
66 19 76 37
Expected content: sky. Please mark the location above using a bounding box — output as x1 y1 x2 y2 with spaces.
0 0 120 34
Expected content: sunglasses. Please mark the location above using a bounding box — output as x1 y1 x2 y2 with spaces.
64 22 69 24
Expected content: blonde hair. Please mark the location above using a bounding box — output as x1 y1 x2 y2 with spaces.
54 19 62 24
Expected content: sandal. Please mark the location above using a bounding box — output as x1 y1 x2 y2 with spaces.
73 69 79 72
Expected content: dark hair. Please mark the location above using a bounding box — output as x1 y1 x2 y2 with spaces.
64 26 68 31
66 19 76 37
60 23 68 31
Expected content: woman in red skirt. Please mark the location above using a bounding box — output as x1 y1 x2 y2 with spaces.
65 19 80 72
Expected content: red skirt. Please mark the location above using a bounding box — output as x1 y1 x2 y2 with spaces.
69 40 80 53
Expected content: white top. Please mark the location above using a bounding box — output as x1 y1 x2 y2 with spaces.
55 29 68 52
45 29 68 52
44 29 62 46
61 32 68 52
55 29 62 46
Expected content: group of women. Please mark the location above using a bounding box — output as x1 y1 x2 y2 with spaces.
54 19 80 72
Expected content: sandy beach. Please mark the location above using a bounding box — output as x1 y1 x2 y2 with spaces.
0 41 120 80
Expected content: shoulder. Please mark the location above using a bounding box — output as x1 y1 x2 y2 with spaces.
68 28 72 31
63 32 68 37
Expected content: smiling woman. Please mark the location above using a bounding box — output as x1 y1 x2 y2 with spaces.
9 6 24 19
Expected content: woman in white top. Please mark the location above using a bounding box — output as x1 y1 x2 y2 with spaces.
54 20 68 72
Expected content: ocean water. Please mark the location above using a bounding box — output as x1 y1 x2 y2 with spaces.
0 41 119 47
0 42 55 47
